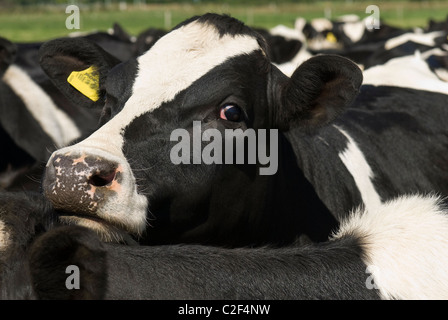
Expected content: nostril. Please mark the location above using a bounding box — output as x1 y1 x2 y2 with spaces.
88 170 116 187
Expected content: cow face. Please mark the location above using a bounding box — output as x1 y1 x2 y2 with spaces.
40 14 362 244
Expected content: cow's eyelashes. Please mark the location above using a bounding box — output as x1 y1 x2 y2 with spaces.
219 104 243 122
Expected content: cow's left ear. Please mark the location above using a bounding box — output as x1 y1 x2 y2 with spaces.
273 55 362 131
39 37 121 109
0 36 17 75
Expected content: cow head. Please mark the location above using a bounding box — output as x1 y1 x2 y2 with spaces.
39 14 362 245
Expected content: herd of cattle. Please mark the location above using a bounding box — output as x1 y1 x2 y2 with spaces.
1 12 448 299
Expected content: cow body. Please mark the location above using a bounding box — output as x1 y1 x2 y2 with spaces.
18 193 448 300
2 191 448 299
30 225 379 300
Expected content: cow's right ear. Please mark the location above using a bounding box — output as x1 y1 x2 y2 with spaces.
39 38 121 109
0 36 17 75
272 55 362 132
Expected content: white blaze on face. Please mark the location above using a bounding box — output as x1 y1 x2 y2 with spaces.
2 65 81 148
48 20 262 236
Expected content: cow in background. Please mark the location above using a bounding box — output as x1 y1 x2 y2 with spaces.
0 24 136 191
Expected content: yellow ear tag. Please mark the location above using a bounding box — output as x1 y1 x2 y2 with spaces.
326 32 337 43
67 65 100 102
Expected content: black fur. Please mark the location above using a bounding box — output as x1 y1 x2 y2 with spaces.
0 191 55 299
29 225 379 300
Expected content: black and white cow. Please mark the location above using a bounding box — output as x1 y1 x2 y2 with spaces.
0 36 86 191
0 27 134 191
359 30 448 69
362 50 448 92
2 191 448 299
38 14 448 250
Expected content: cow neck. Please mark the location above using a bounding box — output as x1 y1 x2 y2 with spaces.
265 131 340 242
284 125 365 223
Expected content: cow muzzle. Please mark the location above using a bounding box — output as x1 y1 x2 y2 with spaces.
42 145 148 243
43 152 122 214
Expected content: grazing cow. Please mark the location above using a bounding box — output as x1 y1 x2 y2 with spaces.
23 194 448 300
39 14 448 248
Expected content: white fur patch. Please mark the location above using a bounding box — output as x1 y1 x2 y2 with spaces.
363 51 448 94
48 20 262 236
334 194 448 300
310 18 333 32
2 65 81 148
270 24 306 43
341 20 365 43
336 127 382 210
275 48 313 77
384 31 445 51
0 220 10 251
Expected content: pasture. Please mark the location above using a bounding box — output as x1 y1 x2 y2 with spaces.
1 1 448 42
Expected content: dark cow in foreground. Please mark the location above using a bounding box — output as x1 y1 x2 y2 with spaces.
38 14 448 248
0 192 55 299
2 191 448 299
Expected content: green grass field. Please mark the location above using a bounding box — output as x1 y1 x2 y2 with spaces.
1 1 448 42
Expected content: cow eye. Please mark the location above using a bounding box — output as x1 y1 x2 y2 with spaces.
220 104 242 122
